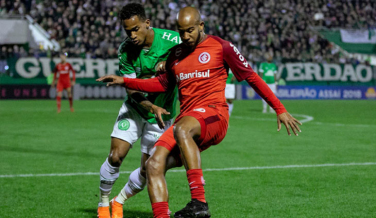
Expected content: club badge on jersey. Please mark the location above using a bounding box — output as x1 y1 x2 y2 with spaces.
198 52 211 64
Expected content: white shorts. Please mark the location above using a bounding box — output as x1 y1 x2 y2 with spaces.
268 84 276 93
111 102 173 155
225 84 235 99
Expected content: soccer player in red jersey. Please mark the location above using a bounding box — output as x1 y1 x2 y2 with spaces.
51 53 76 113
98 7 302 218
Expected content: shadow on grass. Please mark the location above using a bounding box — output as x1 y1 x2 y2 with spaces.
78 208 153 218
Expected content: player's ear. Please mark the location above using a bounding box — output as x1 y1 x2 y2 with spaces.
145 19 151 29
199 21 204 32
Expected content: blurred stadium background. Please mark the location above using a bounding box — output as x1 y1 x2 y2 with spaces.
1 0 375 217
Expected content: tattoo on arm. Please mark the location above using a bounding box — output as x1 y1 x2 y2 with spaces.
127 89 154 112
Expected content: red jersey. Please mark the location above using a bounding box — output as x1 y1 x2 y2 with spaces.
160 35 254 113
123 35 287 115
53 62 75 83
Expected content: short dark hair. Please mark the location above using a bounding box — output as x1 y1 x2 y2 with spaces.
120 3 146 21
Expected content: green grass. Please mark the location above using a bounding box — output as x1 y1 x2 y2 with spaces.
0 100 375 217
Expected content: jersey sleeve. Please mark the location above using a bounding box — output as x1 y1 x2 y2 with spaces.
123 76 167 93
160 48 178 90
212 36 286 114
216 37 254 81
118 44 136 78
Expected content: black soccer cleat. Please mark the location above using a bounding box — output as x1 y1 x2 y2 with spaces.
174 199 211 218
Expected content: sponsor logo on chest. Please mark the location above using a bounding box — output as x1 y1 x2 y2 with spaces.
59 65 69 74
176 69 210 82
174 51 212 82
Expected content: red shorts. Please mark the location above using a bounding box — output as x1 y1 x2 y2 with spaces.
56 80 71 92
155 105 229 152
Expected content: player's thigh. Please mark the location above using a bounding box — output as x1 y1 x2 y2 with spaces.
66 87 72 95
182 106 229 151
56 82 64 95
154 125 177 152
111 102 143 152
140 119 173 155
150 127 186 170
173 116 201 141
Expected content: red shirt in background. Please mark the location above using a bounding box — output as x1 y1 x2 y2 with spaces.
53 62 75 84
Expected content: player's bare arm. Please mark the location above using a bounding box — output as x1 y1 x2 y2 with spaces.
97 75 170 129
126 88 169 129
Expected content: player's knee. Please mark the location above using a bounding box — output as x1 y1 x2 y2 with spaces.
173 123 192 143
108 152 123 167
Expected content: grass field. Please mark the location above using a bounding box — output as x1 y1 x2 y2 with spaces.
0 99 375 218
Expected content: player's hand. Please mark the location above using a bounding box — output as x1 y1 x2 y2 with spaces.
71 81 75 86
150 104 170 129
155 61 166 76
96 75 124 86
277 112 302 136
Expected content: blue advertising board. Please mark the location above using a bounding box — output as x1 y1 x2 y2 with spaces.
241 85 376 100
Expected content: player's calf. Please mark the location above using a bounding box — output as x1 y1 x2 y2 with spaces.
114 167 146 205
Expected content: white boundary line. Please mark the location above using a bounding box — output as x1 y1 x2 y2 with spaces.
291 114 314 123
1 162 375 178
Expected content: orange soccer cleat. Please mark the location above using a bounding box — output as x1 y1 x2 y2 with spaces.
97 206 110 218
110 197 124 218
70 107 74 112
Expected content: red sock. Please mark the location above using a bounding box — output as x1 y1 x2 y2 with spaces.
152 202 170 218
187 169 206 203
69 97 73 108
57 96 61 110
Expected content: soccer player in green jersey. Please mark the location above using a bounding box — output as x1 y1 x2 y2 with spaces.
259 54 278 113
225 69 236 116
97 3 180 218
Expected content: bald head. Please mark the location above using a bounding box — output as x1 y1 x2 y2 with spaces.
177 7 201 26
176 7 205 48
